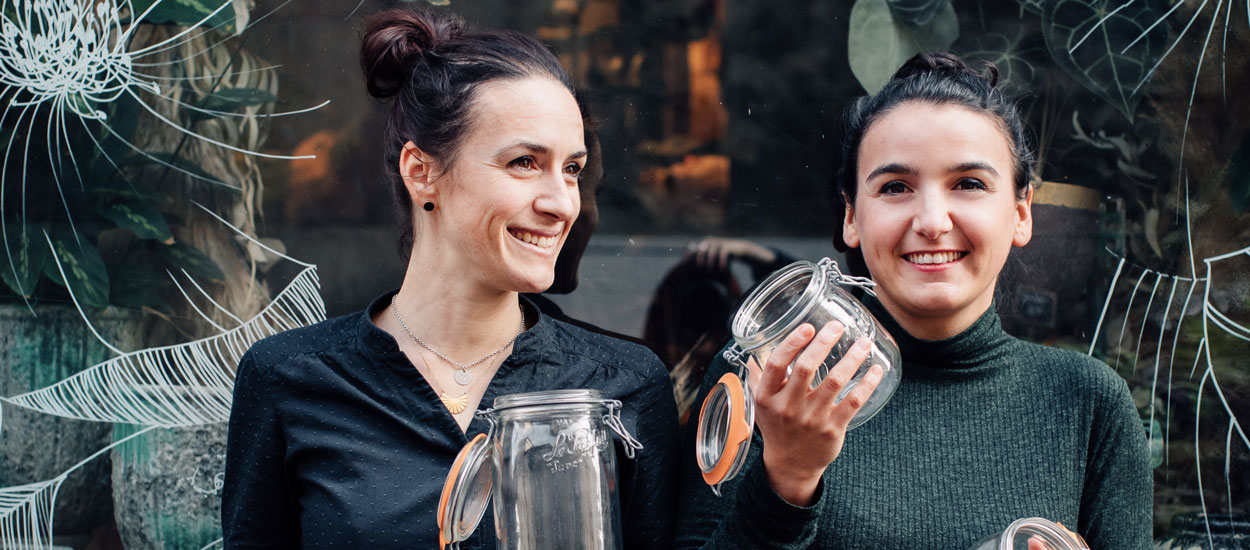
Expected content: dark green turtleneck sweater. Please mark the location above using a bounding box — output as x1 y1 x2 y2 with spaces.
675 300 1152 549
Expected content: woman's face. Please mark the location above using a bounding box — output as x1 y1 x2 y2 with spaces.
843 102 1032 336
410 77 585 294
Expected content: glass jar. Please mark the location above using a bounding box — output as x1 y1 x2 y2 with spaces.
438 389 643 550
969 517 1089 550
695 258 902 495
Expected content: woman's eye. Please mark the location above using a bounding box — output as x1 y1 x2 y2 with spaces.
510 156 536 171
880 181 908 195
955 178 987 190
564 162 583 176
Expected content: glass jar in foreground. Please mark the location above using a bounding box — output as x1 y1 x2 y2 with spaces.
969 517 1090 550
696 258 902 495
438 389 643 550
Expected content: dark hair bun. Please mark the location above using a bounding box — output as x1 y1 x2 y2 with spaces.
891 52 999 89
360 9 464 99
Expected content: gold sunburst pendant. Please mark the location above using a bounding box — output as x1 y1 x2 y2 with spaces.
440 392 469 414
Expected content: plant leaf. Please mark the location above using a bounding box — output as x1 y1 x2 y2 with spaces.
160 242 224 282
1016 0 1047 15
43 232 111 309
0 224 51 298
119 152 218 184
1042 0 1170 121
1227 131 1250 215
96 202 174 242
848 0 959 94
108 262 173 313
131 0 239 34
886 0 950 28
197 88 277 116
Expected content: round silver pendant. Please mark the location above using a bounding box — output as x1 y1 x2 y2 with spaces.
454 369 473 386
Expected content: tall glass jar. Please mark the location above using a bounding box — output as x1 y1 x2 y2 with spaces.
438 389 642 550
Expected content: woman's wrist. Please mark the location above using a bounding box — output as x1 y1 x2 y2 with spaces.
761 452 824 506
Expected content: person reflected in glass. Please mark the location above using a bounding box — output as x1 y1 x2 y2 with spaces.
221 8 678 549
675 53 1151 550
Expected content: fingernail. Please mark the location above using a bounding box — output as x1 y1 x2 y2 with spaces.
856 338 872 351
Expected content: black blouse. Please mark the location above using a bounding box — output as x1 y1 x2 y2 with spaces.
222 291 679 549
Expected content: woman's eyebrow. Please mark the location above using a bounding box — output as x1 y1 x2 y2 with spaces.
947 161 999 177
496 141 549 156
495 141 588 161
866 162 916 180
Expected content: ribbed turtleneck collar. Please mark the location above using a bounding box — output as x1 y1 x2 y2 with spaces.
863 294 1015 370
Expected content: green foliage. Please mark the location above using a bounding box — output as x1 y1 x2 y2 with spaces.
160 242 224 282
95 202 174 242
1041 0 1170 121
196 87 277 118
120 152 221 186
1228 131 1250 214
0 224 50 299
43 232 111 309
886 0 950 29
1146 416 1163 469
1016 0 1046 15
847 0 959 94
132 0 240 34
109 261 174 313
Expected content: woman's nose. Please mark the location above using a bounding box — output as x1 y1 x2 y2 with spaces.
911 191 953 240
534 172 579 222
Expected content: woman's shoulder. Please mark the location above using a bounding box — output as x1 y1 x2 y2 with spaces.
1009 338 1132 402
241 310 361 372
543 316 667 381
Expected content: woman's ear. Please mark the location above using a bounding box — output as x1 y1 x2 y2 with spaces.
842 198 861 249
1013 184 1033 247
399 141 436 204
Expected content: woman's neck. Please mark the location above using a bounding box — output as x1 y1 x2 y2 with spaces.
384 251 525 360
875 293 992 341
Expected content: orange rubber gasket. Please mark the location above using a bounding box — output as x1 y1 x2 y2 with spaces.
700 372 751 486
438 433 488 549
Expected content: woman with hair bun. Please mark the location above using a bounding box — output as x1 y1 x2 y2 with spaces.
675 52 1152 549
221 8 678 549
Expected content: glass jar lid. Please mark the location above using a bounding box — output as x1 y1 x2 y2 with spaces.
731 260 823 351
696 371 754 495
1000 518 1088 550
491 388 607 411
438 433 495 549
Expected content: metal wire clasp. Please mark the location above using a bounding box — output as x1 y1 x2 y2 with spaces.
818 257 877 298
604 400 644 459
722 344 752 378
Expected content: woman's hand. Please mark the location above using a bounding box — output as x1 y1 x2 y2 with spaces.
746 321 883 506
689 237 776 271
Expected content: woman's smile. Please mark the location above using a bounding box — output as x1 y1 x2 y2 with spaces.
901 250 967 268
508 227 562 250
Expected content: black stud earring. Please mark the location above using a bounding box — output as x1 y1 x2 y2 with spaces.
423 202 435 212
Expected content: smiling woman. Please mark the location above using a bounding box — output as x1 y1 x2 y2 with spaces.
675 53 1152 550
220 8 678 550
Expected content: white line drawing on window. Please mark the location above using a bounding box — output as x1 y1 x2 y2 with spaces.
0 0 329 308
1088 180 1247 547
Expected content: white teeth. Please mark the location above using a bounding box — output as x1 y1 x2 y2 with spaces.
907 252 961 264
511 230 555 249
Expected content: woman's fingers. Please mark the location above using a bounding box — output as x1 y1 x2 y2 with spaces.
816 337 871 405
829 363 883 426
777 322 844 401
755 323 816 397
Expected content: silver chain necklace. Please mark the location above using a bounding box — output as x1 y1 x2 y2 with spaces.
390 294 525 386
